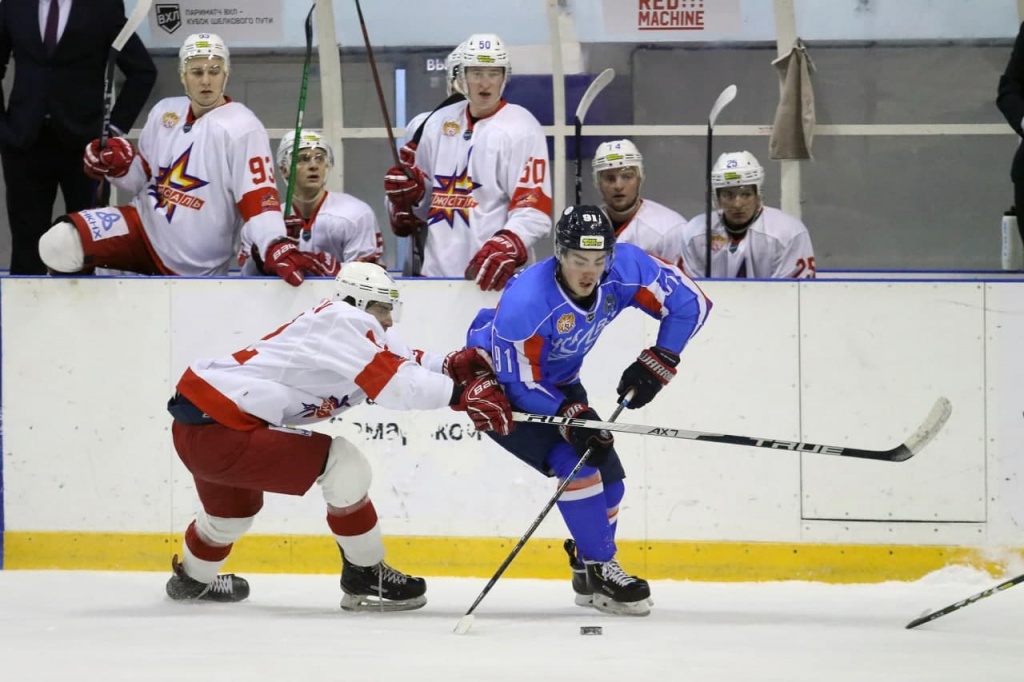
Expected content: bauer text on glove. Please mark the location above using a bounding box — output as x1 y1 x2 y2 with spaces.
451 375 513 436
558 401 615 467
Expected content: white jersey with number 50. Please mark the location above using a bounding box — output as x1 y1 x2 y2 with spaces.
110 96 286 276
680 206 816 279
400 99 553 277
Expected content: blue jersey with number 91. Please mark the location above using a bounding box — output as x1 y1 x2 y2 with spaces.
466 242 712 415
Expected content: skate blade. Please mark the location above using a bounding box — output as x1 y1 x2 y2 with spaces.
340 594 427 612
592 593 652 616
576 594 653 608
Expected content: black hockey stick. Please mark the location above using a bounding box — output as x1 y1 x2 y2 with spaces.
454 391 633 634
906 572 1024 629
94 0 153 207
512 396 951 463
574 68 615 205
704 85 737 277
353 0 402 168
283 3 316 220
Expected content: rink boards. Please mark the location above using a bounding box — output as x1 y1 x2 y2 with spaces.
2 276 1023 580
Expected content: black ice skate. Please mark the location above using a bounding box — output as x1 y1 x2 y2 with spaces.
584 557 652 616
165 554 250 603
339 556 427 612
563 539 593 607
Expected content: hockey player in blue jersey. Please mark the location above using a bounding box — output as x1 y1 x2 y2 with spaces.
466 205 711 615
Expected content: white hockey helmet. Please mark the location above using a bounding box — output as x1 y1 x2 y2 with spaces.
276 130 335 172
178 33 230 74
446 42 468 96
592 139 645 186
459 33 511 97
334 262 402 322
711 151 764 195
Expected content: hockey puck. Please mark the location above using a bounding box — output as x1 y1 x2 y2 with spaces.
579 626 603 636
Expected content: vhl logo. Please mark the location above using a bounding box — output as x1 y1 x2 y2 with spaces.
155 4 181 34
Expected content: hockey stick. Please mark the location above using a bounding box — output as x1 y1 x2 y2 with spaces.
511 396 951 463
704 84 738 277
574 68 615 205
454 391 633 635
905 571 1024 629
94 0 153 206
283 3 316 220
353 0 402 169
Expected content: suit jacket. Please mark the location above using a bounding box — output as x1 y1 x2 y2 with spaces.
0 0 157 150
998 21 1024 183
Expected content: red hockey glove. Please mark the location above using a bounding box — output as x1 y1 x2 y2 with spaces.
452 375 513 436
465 230 528 291
284 214 305 240
263 237 308 287
616 346 680 409
300 250 341 277
442 347 494 384
398 141 417 167
558 401 615 467
83 137 135 180
384 164 428 237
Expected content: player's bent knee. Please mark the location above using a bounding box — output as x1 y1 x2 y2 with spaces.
197 512 254 545
318 437 372 508
38 220 85 272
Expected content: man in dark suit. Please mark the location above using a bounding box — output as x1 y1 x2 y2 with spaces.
0 0 157 274
998 21 1024 245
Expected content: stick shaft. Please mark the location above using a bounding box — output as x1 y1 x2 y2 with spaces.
459 395 631 620
284 4 316 218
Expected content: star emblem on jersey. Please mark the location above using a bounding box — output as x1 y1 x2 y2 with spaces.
149 144 209 222
427 156 481 228
300 395 349 419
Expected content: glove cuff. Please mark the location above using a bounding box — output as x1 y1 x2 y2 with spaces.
650 346 680 368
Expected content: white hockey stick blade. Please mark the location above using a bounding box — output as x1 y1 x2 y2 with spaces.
708 84 738 128
512 397 952 463
453 614 475 635
575 68 615 124
113 0 153 52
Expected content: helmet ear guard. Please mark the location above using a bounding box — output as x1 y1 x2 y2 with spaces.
592 139 644 187
334 262 402 322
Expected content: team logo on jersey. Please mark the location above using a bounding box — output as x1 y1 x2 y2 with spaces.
603 294 616 315
556 313 576 334
428 152 481 227
149 144 209 222
443 120 461 137
161 112 180 129
300 394 351 419
711 234 728 253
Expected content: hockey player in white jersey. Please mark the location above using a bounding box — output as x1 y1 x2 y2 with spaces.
593 139 689 269
166 262 511 609
38 33 322 285
238 130 382 275
681 151 816 278
383 33 552 290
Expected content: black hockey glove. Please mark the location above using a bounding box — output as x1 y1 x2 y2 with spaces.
558 401 615 467
616 346 680 409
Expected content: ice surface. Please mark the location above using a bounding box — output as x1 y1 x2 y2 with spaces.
0 567 1022 681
